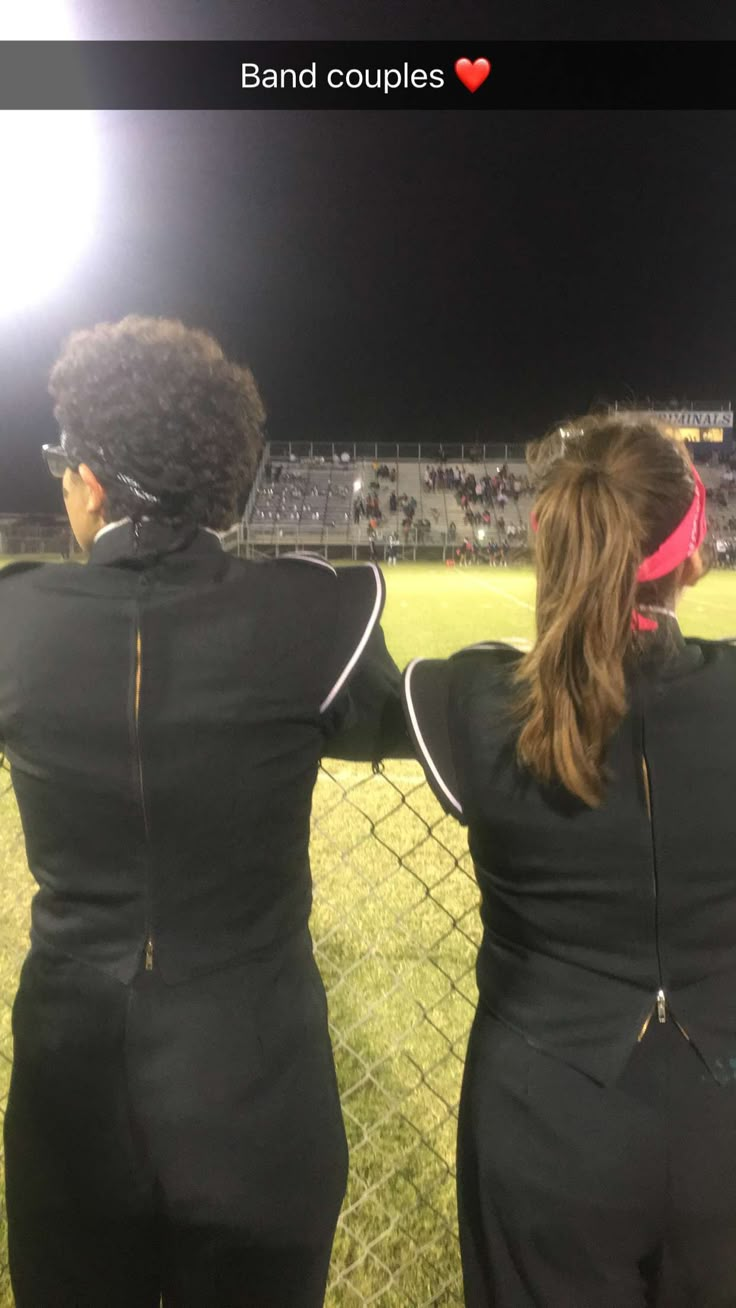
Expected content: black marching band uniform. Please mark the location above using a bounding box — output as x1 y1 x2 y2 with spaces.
0 518 407 1308
403 623 736 1307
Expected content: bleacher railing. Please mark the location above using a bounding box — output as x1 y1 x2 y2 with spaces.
0 534 74 558
235 526 530 564
268 441 518 464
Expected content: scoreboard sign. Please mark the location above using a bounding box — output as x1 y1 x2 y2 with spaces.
615 407 733 444
649 409 732 433
652 410 733 443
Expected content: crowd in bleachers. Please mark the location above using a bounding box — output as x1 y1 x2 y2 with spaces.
353 492 382 524
370 463 397 483
706 463 736 567
247 449 736 564
713 536 736 567
356 473 437 544
452 536 514 567
423 462 533 502
251 464 353 533
422 461 534 546
365 461 438 545
459 506 528 538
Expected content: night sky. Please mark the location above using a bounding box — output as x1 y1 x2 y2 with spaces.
2 2 736 514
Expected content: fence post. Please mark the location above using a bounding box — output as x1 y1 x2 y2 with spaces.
241 443 268 529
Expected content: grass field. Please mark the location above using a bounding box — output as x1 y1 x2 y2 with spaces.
1 562 735 1306
377 561 736 663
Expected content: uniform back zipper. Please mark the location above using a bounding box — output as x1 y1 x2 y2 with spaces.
639 734 691 1042
134 601 154 971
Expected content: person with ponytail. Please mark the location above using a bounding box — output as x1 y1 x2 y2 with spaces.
402 414 736 1306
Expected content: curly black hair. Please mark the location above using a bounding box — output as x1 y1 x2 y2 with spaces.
48 316 266 530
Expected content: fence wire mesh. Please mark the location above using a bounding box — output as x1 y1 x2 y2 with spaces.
0 759 477 1307
314 761 477 1307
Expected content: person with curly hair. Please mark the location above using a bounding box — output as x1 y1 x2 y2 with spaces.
0 316 409 1307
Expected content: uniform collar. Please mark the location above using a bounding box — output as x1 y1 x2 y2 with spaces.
88 517 225 566
632 611 705 683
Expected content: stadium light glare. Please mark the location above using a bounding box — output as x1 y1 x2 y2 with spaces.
0 0 74 38
0 110 99 317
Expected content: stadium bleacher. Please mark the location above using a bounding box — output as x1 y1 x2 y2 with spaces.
244 450 537 559
249 461 354 544
241 448 736 566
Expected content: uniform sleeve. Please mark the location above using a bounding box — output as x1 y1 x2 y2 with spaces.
320 563 413 762
401 658 465 823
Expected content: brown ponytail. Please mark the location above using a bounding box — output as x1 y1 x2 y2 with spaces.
511 417 699 808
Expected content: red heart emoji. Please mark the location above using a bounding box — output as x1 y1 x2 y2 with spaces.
455 57 491 93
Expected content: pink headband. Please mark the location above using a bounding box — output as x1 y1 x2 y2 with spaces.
530 465 707 632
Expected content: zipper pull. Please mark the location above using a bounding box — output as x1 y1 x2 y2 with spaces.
656 988 666 1023
144 937 154 971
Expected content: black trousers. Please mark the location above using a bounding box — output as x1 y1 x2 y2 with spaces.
4 941 348 1307
457 1006 736 1307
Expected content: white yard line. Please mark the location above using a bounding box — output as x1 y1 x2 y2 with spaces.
480 580 535 611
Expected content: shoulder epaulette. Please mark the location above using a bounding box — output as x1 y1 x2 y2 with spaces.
320 562 384 712
402 657 463 818
274 552 337 576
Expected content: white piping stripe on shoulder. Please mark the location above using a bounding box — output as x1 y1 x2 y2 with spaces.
279 551 337 575
320 562 383 713
403 658 463 816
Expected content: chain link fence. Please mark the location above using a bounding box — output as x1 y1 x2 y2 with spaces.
0 536 74 559
0 517 77 561
0 759 477 1307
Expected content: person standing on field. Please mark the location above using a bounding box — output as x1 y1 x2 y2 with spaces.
402 415 736 1307
0 316 409 1308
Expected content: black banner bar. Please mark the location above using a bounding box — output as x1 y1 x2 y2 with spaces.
0 41 733 110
